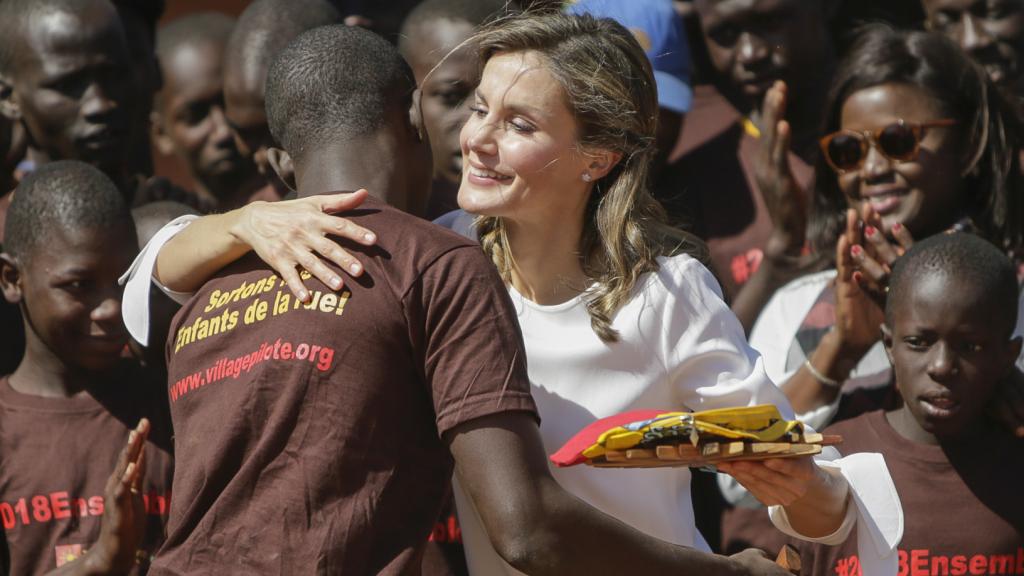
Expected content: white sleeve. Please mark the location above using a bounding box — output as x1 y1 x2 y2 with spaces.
119 215 199 346
769 452 903 576
659 260 902 573
661 258 796 420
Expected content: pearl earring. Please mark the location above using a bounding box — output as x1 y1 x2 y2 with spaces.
582 173 593 182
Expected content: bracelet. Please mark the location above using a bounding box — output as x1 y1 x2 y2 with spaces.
804 359 842 389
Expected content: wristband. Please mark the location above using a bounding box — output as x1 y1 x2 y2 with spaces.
804 359 842 389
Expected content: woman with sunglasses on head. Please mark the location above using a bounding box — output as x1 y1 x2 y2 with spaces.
749 23 1024 426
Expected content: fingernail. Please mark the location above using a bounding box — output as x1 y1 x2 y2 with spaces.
330 277 342 290
864 225 876 237
129 431 136 443
892 222 903 232
298 289 308 302
364 233 375 243
853 271 862 283
851 244 863 257
350 263 361 275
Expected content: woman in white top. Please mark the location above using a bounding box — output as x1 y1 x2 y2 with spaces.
124 13 901 575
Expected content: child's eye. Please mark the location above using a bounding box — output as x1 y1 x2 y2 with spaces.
903 336 929 350
961 342 984 354
469 105 488 118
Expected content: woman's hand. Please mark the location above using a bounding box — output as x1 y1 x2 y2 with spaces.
847 205 915 305
229 190 378 303
84 419 150 574
835 209 886 358
717 455 849 538
754 81 808 258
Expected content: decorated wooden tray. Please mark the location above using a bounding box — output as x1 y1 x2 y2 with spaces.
550 405 841 470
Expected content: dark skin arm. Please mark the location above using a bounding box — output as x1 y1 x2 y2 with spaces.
732 82 826 334
446 412 795 576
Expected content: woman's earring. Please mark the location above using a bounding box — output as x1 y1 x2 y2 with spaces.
582 173 593 182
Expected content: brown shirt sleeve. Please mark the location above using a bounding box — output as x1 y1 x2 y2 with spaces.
402 245 538 436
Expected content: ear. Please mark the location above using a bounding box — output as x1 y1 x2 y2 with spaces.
880 323 895 365
265 147 297 192
0 252 23 305
150 110 176 156
585 148 623 181
0 74 20 121
409 88 426 142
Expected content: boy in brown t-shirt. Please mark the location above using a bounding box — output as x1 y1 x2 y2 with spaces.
799 233 1024 575
145 24 797 576
0 161 173 574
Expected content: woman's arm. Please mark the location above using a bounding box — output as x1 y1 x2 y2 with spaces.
154 191 376 302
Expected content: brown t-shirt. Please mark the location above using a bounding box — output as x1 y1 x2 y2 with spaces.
0 361 174 575
666 85 813 300
799 410 1024 576
153 197 537 575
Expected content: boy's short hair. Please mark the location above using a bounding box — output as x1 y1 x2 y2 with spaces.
156 12 235 63
265 25 415 159
397 0 513 55
225 0 342 88
4 161 130 261
886 233 1018 335
0 0 97 76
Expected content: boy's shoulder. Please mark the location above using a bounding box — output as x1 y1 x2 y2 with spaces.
822 409 892 456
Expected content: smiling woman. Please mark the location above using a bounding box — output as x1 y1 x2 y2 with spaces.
749 24 1024 429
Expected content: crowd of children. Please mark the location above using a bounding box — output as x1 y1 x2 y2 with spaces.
0 1 1022 575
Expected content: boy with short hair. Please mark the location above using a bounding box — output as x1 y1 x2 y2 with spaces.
0 0 135 193
0 161 173 574
152 13 265 211
799 232 1024 575
398 0 514 219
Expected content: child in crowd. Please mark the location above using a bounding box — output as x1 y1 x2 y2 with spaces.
800 232 1024 575
221 0 343 202
152 13 265 211
920 0 1024 99
0 0 204 211
0 161 173 574
672 0 836 320
398 0 514 219
0 0 136 194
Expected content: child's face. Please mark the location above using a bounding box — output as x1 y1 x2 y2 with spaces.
8 4 133 176
13 224 136 372
885 272 1019 439
156 38 254 198
695 0 831 109
408 18 478 185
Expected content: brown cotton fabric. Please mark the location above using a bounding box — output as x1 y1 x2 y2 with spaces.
0 362 174 575
152 197 537 575
799 410 1024 576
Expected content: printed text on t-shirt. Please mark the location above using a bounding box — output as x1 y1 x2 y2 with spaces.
835 548 1024 575
0 490 170 530
170 339 336 402
172 271 350 353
